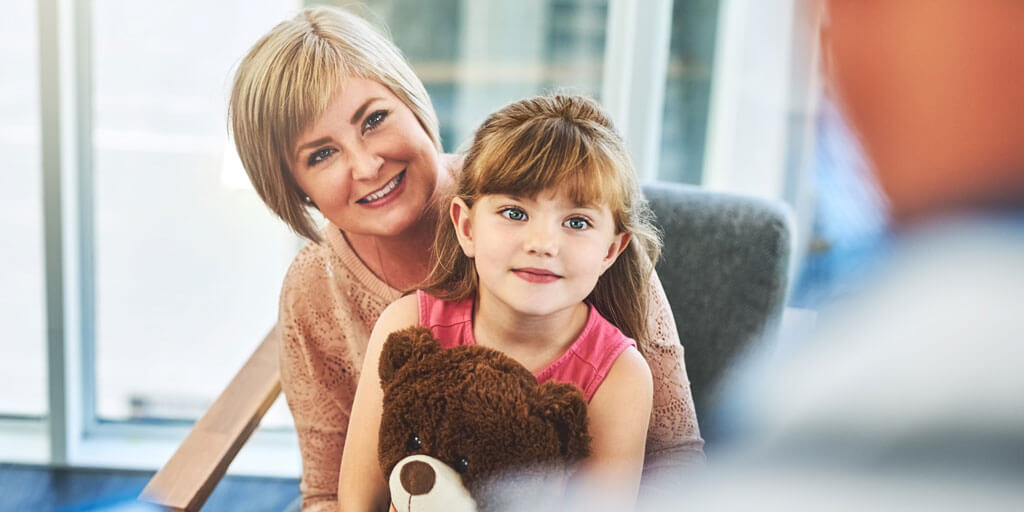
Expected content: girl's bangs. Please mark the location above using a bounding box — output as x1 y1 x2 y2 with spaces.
471 128 627 212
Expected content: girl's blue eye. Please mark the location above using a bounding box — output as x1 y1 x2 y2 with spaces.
501 208 527 221
363 110 389 133
308 148 335 167
564 217 591 230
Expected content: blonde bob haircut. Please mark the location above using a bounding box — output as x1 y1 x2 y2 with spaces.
422 94 663 352
229 6 441 242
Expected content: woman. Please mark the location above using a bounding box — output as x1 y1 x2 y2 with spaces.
229 6 703 511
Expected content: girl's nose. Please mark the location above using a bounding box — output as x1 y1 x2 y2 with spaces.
524 223 559 257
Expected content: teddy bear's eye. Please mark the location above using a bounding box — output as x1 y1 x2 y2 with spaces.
453 456 469 474
406 434 422 452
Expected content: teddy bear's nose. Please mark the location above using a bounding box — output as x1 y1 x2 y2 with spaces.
400 460 436 495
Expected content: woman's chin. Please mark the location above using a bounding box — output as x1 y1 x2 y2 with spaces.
342 211 423 239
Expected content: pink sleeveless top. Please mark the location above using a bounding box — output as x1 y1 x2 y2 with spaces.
417 290 636 402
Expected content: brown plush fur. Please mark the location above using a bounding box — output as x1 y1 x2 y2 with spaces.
378 326 591 509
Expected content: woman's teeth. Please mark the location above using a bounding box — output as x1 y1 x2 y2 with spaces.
359 171 404 203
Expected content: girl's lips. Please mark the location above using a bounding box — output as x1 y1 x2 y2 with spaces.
356 170 406 205
511 268 562 284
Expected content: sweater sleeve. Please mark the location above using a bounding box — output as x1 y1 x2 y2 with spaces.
642 270 706 469
277 245 367 512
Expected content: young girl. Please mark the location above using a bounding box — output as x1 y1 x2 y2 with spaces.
338 95 662 511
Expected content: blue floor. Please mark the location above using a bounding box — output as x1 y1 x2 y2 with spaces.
0 464 299 512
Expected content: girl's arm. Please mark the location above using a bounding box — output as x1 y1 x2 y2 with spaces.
337 294 419 512
572 345 653 511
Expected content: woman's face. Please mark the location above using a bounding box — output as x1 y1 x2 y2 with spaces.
291 78 440 238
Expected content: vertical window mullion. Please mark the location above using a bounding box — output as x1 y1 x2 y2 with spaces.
601 0 672 182
39 0 68 465
74 0 98 440
39 0 93 466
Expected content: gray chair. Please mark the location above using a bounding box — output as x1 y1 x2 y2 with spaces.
643 182 793 439
141 182 793 510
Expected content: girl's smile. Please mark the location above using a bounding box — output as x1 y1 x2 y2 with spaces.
511 267 563 283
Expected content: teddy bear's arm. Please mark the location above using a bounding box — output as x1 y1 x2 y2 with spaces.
338 294 420 512
570 345 653 511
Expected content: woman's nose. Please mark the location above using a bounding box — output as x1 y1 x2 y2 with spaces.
348 147 384 181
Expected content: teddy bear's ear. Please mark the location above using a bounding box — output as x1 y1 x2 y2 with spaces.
379 326 441 387
532 382 591 461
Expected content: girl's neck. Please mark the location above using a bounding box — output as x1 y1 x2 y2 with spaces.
471 293 590 373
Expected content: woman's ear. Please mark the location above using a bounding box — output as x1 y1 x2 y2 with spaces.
600 232 631 274
450 197 475 258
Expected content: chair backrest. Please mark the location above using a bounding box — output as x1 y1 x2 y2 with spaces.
643 182 793 437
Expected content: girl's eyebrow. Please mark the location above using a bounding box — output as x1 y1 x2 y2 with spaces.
494 193 526 201
495 193 602 211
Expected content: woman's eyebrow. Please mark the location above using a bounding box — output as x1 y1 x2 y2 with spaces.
350 97 384 125
294 137 332 161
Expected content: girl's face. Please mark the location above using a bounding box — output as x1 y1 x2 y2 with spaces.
291 78 440 237
451 188 630 319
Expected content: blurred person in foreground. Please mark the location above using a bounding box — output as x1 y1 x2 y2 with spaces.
665 0 1024 509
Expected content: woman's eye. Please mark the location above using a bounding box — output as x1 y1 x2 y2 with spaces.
406 434 422 452
362 110 389 133
453 456 469 474
564 217 591 230
500 208 527 221
307 148 334 167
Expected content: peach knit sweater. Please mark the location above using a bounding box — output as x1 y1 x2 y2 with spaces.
279 225 704 512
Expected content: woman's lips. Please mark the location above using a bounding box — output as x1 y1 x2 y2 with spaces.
356 170 406 206
511 268 562 284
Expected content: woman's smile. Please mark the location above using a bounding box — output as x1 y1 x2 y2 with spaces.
356 169 406 207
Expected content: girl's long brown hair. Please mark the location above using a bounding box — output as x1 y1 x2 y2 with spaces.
422 95 662 353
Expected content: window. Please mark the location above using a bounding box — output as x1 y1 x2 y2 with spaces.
91 0 301 428
348 0 607 151
659 0 720 184
0 0 46 420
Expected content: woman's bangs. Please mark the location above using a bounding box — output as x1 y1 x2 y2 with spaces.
278 40 349 162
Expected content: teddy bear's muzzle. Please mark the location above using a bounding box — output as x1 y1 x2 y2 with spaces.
400 460 435 495
389 454 477 512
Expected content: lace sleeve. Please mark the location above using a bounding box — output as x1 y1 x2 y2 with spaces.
642 270 705 467
278 247 366 512
279 318 353 512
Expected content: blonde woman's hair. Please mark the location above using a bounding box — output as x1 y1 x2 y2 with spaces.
422 95 663 351
229 6 441 242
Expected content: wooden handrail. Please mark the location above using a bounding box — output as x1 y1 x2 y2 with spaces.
139 326 282 511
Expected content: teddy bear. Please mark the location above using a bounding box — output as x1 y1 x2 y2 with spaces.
378 326 592 512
